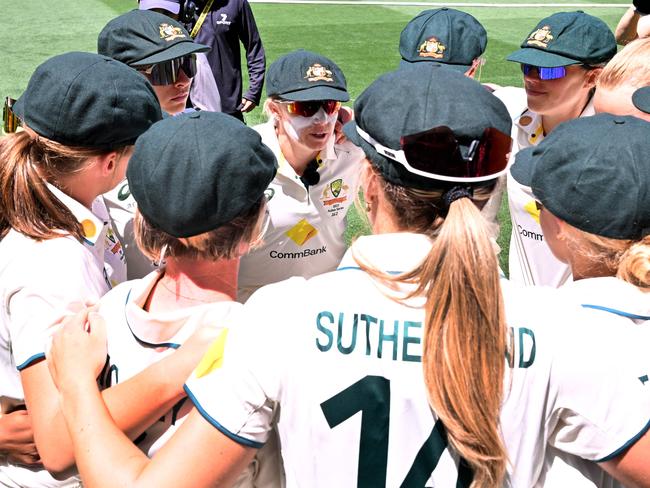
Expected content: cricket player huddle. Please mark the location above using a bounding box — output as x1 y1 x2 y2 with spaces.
1 0 650 486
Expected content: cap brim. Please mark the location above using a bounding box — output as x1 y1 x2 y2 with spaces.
400 58 470 72
510 146 537 187
506 48 581 67
632 86 650 114
131 40 210 66
279 85 349 102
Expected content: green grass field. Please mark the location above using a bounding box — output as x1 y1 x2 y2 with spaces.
0 0 628 271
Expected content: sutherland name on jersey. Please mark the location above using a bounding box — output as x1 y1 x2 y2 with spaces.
316 310 536 367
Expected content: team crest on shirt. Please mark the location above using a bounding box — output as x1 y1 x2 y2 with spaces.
526 26 553 48
159 23 186 41
320 178 350 217
305 64 333 83
418 37 446 59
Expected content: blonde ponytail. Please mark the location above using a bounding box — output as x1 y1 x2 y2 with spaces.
415 197 508 487
617 235 650 289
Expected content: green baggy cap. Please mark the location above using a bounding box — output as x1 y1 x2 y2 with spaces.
399 8 487 71
511 114 650 240
13 51 162 149
343 63 511 191
266 50 349 102
127 111 277 238
507 11 616 67
98 9 209 67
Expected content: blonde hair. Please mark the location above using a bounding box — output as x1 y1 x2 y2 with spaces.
357 172 508 487
134 197 266 262
597 38 650 90
0 131 123 241
563 225 650 289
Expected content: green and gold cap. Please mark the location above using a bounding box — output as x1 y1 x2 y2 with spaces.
507 11 616 67
266 50 349 102
12 52 162 149
127 112 277 238
511 114 650 240
98 9 209 67
399 8 487 71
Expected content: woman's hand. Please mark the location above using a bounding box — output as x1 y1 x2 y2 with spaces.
47 309 107 392
0 409 41 466
334 105 354 144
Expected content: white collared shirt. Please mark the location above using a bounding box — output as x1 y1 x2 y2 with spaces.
237 121 364 302
506 94 595 287
97 270 282 487
0 185 123 487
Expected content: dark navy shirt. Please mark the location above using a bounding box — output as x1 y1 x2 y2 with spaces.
195 0 265 115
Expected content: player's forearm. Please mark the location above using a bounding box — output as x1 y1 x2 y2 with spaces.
60 376 152 488
102 352 188 439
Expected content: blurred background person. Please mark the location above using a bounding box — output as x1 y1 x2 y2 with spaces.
615 0 650 44
189 0 265 121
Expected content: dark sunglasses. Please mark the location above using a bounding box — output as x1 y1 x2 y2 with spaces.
356 125 512 183
521 64 567 81
139 54 197 86
2 97 20 134
278 100 341 118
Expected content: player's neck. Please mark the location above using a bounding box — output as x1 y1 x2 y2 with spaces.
277 132 319 176
567 253 616 281
147 257 239 312
540 95 590 136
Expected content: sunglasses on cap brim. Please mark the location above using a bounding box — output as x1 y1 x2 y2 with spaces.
139 54 197 86
2 97 21 134
521 64 567 81
356 125 512 183
277 100 341 118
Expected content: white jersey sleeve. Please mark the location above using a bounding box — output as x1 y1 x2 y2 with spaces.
184 279 292 447
3 236 108 370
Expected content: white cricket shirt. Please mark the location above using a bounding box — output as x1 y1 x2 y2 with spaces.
504 93 595 287
186 233 650 487
0 185 123 488
97 270 282 487
103 179 158 280
237 121 363 302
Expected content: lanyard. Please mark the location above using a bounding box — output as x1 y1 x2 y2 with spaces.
190 0 216 38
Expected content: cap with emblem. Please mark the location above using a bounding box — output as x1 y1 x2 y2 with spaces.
507 11 616 67
399 8 487 71
343 63 511 191
127 111 277 238
632 86 650 114
511 114 650 240
12 52 162 149
266 50 349 102
138 0 180 14
98 9 209 67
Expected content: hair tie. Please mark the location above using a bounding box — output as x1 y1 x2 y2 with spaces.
442 186 473 209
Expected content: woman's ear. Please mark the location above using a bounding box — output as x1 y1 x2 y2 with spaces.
585 67 603 88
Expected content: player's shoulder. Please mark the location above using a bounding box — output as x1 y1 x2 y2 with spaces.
492 86 527 120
